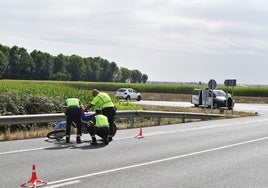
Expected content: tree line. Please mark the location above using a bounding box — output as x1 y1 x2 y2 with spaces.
0 43 148 83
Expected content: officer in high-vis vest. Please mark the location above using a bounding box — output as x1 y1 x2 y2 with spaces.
87 109 109 145
85 89 116 142
64 98 83 144
226 93 233 109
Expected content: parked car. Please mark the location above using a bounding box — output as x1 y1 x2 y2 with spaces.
115 88 141 101
191 88 234 109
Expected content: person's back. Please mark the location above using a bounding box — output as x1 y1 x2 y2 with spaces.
64 98 83 143
95 114 109 127
91 92 114 110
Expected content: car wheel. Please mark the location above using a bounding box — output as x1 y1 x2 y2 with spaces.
126 96 130 101
137 96 141 101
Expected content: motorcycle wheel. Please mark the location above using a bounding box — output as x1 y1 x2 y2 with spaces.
112 124 117 137
47 130 66 140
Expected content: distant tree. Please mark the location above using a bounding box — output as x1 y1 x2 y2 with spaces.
31 50 54 80
18 48 35 79
110 62 119 82
4 46 35 79
4 46 20 78
66 55 85 81
83 57 94 81
0 51 8 78
0 43 149 82
53 54 68 73
51 54 70 80
90 57 102 81
99 58 113 82
113 69 121 82
120 67 131 82
141 74 148 83
0 44 10 57
130 69 142 83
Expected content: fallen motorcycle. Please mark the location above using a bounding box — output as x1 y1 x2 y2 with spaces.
47 113 117 140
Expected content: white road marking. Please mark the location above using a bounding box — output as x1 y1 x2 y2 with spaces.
0 147 47 155
45 180 80 188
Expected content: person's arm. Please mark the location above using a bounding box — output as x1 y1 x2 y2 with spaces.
85 96 98 111
63 108 67 115
87 117 96 127
84 103 93 111
63 101 67 115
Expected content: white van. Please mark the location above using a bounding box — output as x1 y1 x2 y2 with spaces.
191 88 234 109
191 89 202 107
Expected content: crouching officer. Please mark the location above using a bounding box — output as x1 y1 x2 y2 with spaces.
87 109 109 145
64 98 83 144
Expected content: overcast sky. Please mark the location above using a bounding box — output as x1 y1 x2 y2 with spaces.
1 0 268 85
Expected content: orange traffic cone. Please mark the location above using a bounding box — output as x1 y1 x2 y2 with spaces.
135 127 144 138
21 164 47 188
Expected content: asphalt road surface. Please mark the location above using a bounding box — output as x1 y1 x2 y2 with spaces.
1 102 268 188
133 100 268 116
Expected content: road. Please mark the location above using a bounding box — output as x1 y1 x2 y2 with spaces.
133 100 268 116
1 101 268 188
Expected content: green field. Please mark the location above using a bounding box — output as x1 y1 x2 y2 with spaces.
1 80 268 99
1 79 268 114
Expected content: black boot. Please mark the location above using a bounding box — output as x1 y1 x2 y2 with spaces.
66 136 70 143
108 135 113 142
91 137 97 145
76 136 82 144
104 136 109 145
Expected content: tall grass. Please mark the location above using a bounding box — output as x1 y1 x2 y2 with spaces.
0 80 142 111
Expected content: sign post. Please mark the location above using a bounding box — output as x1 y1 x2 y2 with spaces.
208 79 217 112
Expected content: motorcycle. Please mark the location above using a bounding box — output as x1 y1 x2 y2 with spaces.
47 113 117 140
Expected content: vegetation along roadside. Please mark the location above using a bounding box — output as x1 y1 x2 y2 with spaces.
0 80 265 141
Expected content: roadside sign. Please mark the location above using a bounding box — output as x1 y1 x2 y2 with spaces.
224 79 236 86
208 79 217 89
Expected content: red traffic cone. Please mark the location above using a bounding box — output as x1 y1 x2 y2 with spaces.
135 127 144 138
21 164 47 188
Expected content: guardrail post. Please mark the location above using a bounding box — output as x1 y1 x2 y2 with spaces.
130 117 134 128
182 114 186 123
157 117 161 125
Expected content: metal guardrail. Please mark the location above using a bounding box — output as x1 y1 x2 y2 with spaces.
0 110 224 126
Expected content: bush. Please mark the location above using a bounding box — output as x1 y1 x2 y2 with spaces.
0 90 64 115
0 91 65 134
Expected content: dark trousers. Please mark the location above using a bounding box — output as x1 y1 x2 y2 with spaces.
87 126 109 139
227 98 233 109
102 107 116 136
66 106 82 137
